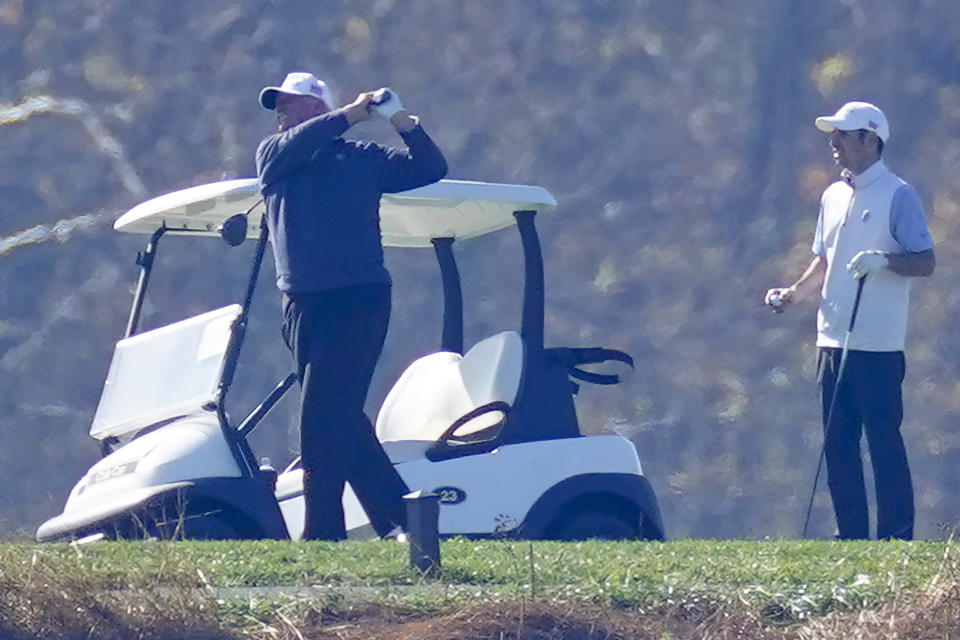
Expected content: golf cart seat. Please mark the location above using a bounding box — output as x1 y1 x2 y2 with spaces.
376 331 524 463
89 305 241 441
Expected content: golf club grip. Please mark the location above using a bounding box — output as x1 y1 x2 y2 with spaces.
848 276 866 332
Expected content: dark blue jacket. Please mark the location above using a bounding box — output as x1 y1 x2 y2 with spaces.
256 112 447 292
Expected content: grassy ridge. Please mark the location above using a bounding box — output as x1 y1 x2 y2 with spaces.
0 539 960 640
4 539 957 606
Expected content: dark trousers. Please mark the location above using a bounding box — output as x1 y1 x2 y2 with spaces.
282 284 409 540
819 348 913 540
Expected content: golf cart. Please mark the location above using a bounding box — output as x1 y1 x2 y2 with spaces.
36 178 664 542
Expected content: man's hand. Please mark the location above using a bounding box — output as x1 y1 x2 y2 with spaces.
369 88 417 132
847 250 889 280
764 287 794 313
370 88 404 118
343 92 375 126
765 257 825 314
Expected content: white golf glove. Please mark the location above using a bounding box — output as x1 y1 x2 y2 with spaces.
370 87 403 119
846 250 888 280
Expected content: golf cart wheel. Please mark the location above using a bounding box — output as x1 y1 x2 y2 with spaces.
115 502 257 540
551 511 637 541
545 497 640 541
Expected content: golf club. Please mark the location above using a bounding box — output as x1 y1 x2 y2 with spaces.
801 275 867 539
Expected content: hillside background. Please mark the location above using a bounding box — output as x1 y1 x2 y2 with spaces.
2 0 959 540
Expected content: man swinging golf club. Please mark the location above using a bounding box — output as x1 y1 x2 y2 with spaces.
256 72 447 540
765 101 934 540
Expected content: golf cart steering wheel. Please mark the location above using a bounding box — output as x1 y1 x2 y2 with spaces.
426 401 511 462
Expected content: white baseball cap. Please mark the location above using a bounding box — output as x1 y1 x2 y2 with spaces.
259 72 335 111
815 101 889 142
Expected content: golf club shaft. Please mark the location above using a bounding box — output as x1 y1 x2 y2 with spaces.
801 276 866 539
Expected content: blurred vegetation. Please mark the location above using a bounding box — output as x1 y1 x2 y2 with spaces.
1 538 954 618
3 538 960 638
1 0 960 540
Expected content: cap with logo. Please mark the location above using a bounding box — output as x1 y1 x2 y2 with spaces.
815 101 889 142
259 72 335 111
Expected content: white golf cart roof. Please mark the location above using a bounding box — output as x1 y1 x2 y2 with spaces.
114 178 557 248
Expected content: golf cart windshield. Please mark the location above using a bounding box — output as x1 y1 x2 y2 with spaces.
90 304 241 440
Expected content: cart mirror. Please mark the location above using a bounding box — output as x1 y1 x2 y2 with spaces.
218 214 248 246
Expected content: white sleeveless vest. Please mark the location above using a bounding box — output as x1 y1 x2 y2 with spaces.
817 161 912 351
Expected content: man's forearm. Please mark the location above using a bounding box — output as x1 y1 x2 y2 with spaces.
788 255 826 300
886 249 935 277
388 123 448 189
390 110 417 132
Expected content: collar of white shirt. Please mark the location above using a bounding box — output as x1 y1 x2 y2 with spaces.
845 159 888 190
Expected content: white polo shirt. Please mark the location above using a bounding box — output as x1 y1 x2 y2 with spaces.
813 160 933 351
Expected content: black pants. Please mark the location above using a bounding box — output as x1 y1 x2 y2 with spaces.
282 284 409 540
819 348 913 540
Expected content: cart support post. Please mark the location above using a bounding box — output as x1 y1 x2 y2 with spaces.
513 210 544 351
125 227 166 338
431 237 463 354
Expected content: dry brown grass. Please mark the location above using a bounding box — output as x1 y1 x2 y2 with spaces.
785 577 960 640
0 549 237 640
242 583 960 640
4 581 960 639
3 545 960 639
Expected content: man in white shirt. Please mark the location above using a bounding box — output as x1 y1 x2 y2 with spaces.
765 102 935 540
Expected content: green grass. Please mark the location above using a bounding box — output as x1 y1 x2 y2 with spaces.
2 538 955 621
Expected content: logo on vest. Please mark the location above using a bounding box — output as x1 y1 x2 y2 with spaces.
861 209 871 222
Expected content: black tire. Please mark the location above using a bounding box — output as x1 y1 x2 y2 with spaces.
113 501 257 540
549 508 639 541
177 510 249 540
